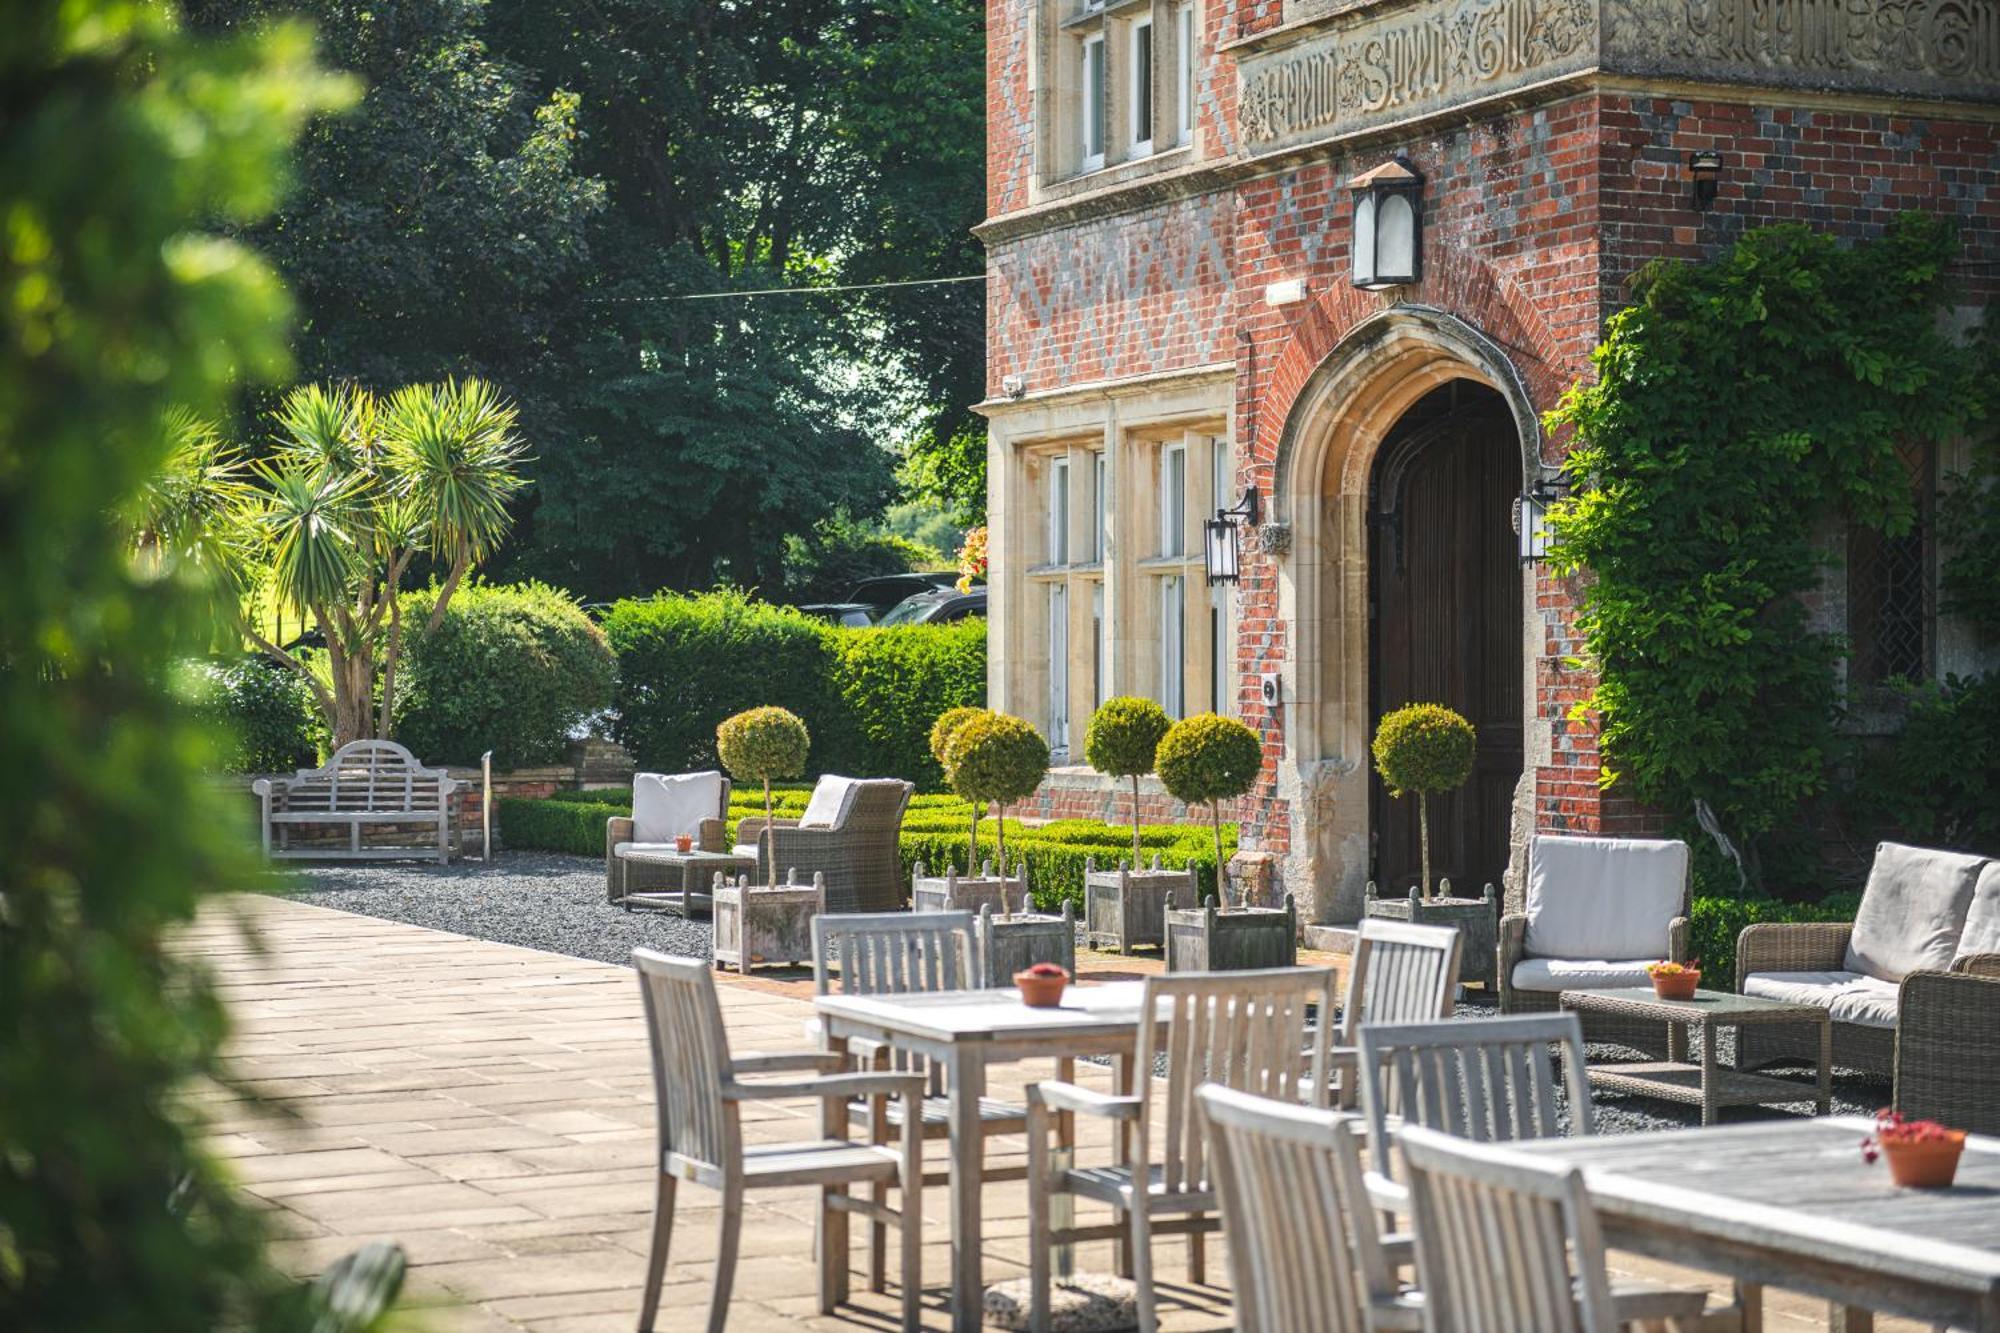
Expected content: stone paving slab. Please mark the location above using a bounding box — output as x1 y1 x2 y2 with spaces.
189 895 1922 1332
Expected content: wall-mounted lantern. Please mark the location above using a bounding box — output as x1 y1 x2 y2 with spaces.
1689 150 1722 210
1350 154 1424 290
1516 477 1563 564
1204 486 1262 585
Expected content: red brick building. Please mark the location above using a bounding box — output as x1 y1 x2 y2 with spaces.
975 0 2000 941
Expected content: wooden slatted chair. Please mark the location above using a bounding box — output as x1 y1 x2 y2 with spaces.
1317 919 1462 1108
633 949 925 1333
811 911 1038 1290
1025 967 1338 1333
1195 1084 1421 1333
1357 1015 1709 1330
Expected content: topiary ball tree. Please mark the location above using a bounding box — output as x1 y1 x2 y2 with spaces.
717 706 810 885
1370 702 1476 900
944 711 1049 915
1155 714 1264 908
929 705 992 871
1084 696 1172 866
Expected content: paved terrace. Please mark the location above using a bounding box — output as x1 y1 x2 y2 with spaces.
190 896 1923 1332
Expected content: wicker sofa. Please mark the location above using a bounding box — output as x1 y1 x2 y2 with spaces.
1736 841 2000 1084
603 770 732 903
1499 834 1692 1055
733 776 914 914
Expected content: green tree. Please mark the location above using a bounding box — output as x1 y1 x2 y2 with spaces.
1155 715 1264 908
1370 703 1477 900
930 705 991 864
0 5 400 1329
1084 696 1173 865
945 712 1050 914
717 706 812 884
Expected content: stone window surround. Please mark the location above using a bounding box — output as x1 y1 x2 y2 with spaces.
1038 0 1201 189
985 373 1235 763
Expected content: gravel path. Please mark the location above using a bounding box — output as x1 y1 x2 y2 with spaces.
280 851 1890 1135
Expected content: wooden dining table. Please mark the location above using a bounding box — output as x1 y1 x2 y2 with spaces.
813 980 1165 1333
1515 1117 2000 1331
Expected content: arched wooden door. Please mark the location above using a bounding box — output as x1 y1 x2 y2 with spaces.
1368 384 1523 897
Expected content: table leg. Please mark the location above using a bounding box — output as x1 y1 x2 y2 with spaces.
1734 1280 1763 1333
1112 1050 1135 1279
1828 1304 1873 1333
1700 1021 1718 1127
820 1035 851 1311
1815 1017 1832 1115
945 1046 986 1333
1669 1014 1689 1065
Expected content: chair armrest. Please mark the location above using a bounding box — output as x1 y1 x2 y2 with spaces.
697 816 726 852
1735 920 1853 991
1895 970 2000 1132
732 816 798 844
724 1070 927 1102
1953 952 2000 979
732 1050 849 1076
1498 913 1527 1011
1027 1081 1143 1120
252 778 274 798
1365 1169 1410 1215
1667 915 1690 964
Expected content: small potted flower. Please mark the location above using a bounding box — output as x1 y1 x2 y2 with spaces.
1863 1110 1967 1188
1646 959 1702 1001
1014 961 1069 1008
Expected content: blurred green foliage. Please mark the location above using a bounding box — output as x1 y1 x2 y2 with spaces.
0 5 408 1331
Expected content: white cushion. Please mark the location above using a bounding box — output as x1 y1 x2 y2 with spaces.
632 770 723 844
1510 958 1657 993
1523 835 1688 961
615 841 690 858
732 843 761 861
1954 860 2000 965
798 775 861 829
1844 841 1984 982
1743 970 1900 1030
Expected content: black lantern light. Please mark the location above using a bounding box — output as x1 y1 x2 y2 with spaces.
1204 486 1261 585
1689 150 1722 210
1516 477 1563 564
1350 154 1423 290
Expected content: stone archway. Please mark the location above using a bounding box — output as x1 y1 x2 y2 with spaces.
1266 306 1546 932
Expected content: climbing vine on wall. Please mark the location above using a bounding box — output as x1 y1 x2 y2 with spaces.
1544 215 1990 885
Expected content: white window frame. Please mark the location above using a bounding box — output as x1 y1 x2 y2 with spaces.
1175 3 1195 147
1048 455 1070 565
1080 34 1107 172
1159 441 1186 557
1129 19 1154 157
1049 584 1070 753
1161 575 1186 719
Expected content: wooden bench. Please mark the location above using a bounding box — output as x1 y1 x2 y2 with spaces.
253 740 459 865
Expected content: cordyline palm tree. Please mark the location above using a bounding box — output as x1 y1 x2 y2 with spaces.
136 380 528 750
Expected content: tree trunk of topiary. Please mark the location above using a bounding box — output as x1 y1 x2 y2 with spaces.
994 801 1008 917
967 804 979 876
1418 790 1432 901
1130 774 1143 866
1211 801 1233 908
763 775 776 888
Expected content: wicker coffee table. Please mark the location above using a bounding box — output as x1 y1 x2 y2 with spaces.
615 848 757 916
1559 987 1831 1125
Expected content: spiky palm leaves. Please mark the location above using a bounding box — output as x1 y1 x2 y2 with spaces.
136 381 529 748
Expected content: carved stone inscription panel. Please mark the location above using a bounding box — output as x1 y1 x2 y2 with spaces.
1605 0 2000 99
1238 0 1599 152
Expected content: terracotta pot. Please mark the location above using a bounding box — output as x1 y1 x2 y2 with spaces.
673 834 694 853
1014 968 1069 1008
1883 1133 1966 1188
1650 970 1701 1001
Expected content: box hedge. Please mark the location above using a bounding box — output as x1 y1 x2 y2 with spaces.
601 590 984 787
1687 891 1861 983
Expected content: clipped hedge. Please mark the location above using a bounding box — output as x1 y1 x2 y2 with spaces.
498 791 1232 907
395 581 616 769
1688 891 1861 983
601 590 984 785
180 657 323 773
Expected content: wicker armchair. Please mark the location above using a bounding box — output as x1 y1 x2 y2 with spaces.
603 773 731 903
1498 834 1692 1056
734 777 913 914
1894 963 2000 1134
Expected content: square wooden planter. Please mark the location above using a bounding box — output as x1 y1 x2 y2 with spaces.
911 860 1031 918
1083 856 1194 954
1165 893 1298 972
712 870 822 974
976 901 1077 989
1364 879 1498 990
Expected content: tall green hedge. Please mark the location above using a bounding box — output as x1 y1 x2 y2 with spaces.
1690 892 1862 983
602 589 983 784
179 657 323 773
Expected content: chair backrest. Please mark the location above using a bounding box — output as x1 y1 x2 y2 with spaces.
632 949 738 1178
1524 834 1689 961
1196 1084 1395 1333
276 739 453 812
1398 1124 1617 1333
1135 967 1337 1196
824 779 914 914
1337 918 1462 1046
812 911 978 997
1356 1014 1591 1178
